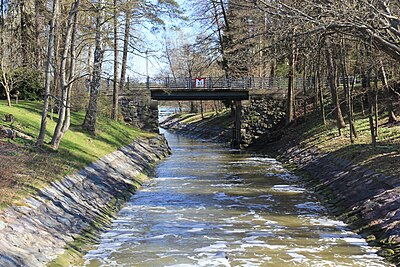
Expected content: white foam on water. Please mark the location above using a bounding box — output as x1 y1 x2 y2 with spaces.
287 247 325 253
194 242 228 253
240 243 287 250
166 264 197 267
213 192 229 200
271 184 306 193
224 229 247 234
230 157 278 165
305 260 337 267
156 176 198 181
197 254 231 267
239 263 261 267
187 228 204 233
348 254 392 266
245 239 266 245
147 234 176 240
308 216 347 227
236 258 264 267
265 165 286 173
295 201 326 212
221 216 239 223
210 183 236 188
251 214 267 222
213 192 244 203
343 237 368 246
287 252 309 263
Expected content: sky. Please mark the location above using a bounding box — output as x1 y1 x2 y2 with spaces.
124 0 193 81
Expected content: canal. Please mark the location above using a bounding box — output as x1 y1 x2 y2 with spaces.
84 130 390 266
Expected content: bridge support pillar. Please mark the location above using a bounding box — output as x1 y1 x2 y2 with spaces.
231 100 242 149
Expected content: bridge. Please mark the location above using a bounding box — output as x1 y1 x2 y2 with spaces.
147 76 290 100
146 77 288 148
114 76 314 149
148 77 259 148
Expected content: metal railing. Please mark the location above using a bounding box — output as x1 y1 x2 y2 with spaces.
145 76 307 90
101 75 367 98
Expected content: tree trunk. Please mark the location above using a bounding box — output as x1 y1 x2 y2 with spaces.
111 0 119 120
211 0 230 77
200 100 204 119
381 64 397 123
373 74 379 139
82 0 105 135
36 0 59 146
365 71 377 146
350 65 358 138
368 90 378 146
286 33 295 126
316 52 326 125
302 62 307 118
34 0 41 68
20 0 28 67
326 47 346 133
61 5 79 134
340 40 356 143
119 12 130 97
51 0 80 149
51 7 61 120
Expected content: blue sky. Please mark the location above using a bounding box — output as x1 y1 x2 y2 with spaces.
124 0 192 80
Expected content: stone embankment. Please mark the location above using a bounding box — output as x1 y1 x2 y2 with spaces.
273 143 400 262
0 136 170 267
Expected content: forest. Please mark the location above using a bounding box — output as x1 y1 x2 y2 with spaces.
0 0 399 148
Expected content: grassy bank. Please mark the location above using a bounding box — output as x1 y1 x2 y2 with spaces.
262 112 400 179
0 100 155 208
164 109 232 127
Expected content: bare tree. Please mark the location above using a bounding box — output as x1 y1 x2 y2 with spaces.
82 0 105 135
36 0 59 146
51 0 80 149
111 0 119 120
119 10 130 99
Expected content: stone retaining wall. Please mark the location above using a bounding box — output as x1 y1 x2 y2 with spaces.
240 96 285 147
0 136 170 267
279 145 400 261
119 90 159 133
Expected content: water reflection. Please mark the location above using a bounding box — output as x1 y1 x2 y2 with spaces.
84 130 391 267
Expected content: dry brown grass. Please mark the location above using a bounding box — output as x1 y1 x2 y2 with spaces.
0 141 32 207
0 140 78 208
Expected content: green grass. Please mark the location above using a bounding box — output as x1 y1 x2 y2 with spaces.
168 109 232 127
0 100 154 207
270 111 400 178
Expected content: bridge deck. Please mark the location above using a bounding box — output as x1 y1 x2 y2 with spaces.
150 88 249 101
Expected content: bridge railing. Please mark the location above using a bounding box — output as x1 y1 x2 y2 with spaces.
146 76 299 90
101 75 364 93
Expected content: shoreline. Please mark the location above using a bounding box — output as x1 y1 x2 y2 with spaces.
0 135 171 267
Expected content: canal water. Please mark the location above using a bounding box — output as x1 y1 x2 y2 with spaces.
83 130 391 267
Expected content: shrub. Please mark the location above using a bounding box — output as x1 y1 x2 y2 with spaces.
11 67 44 100
0 67 44 101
